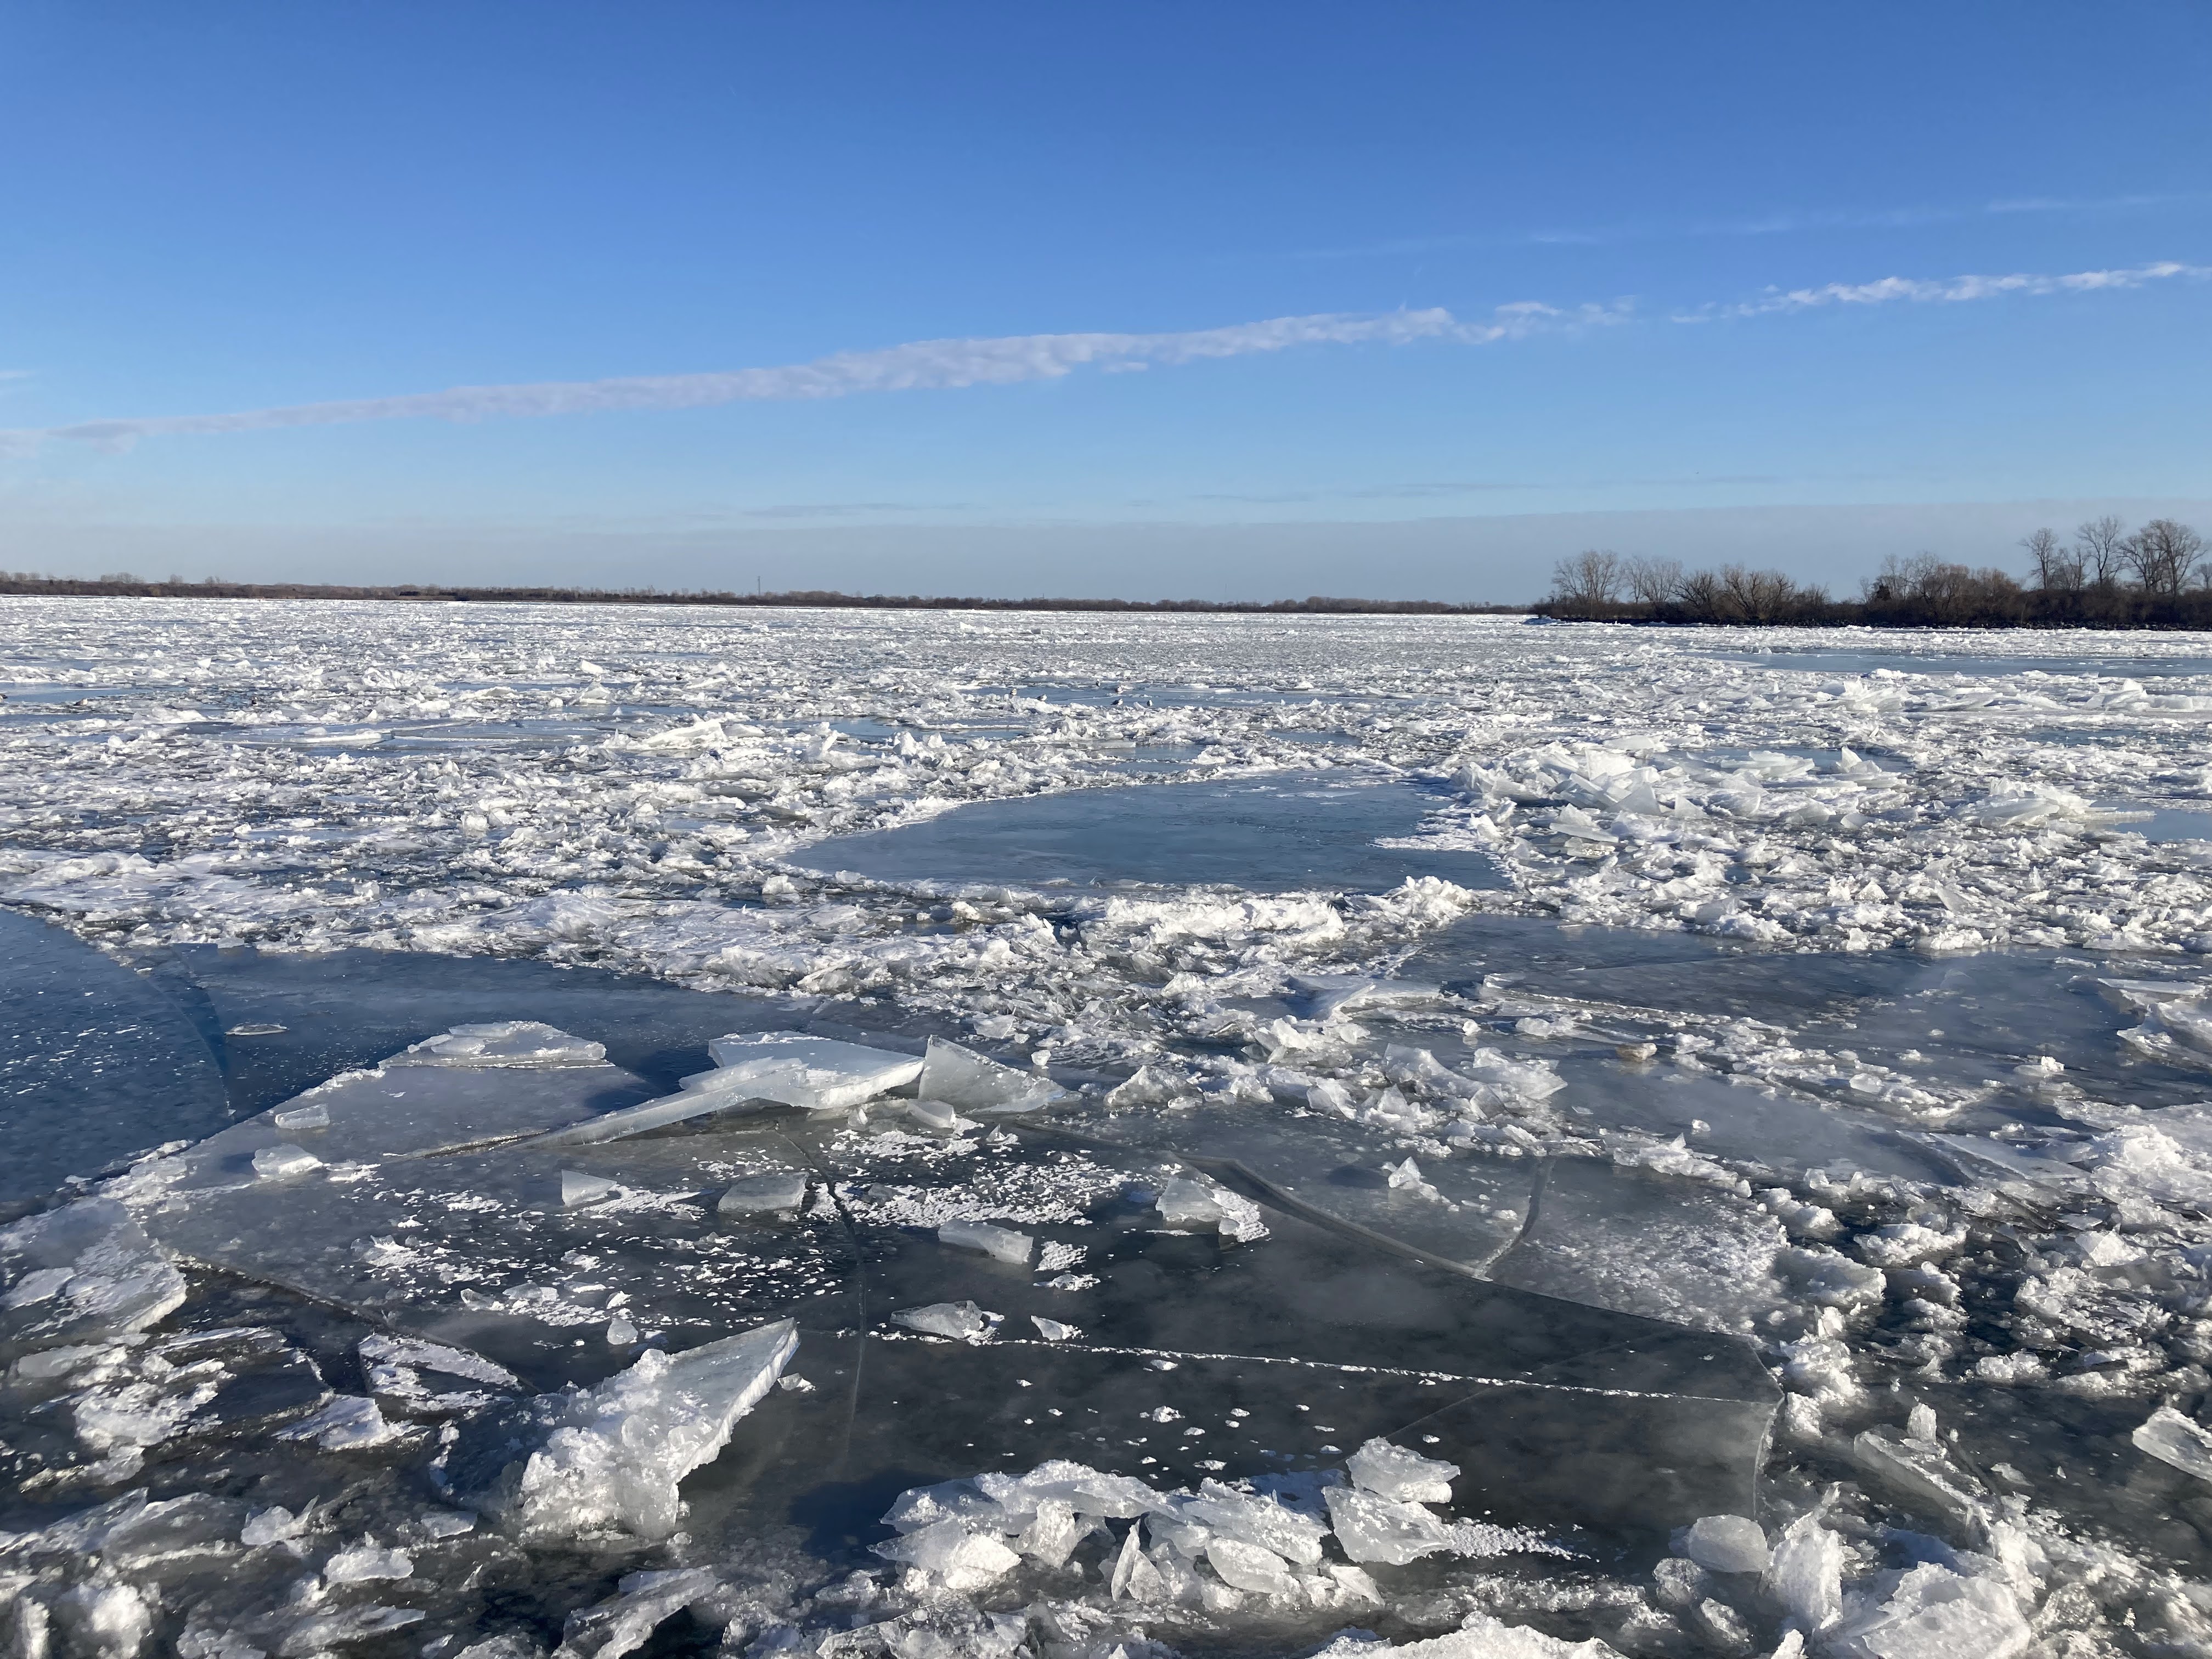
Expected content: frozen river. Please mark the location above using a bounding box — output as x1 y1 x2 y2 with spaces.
5 600 2212 1659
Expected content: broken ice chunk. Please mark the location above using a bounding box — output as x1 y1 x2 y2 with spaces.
1204 1536 1297 1595
2133 1404 2212 1481
323 1542 413 1583
717 1171 810 1216
277 1395 401 1451
702 1032 924 1110
1288 975 1442 1021
386 1021 608 1070
1323 1486 1459 1565
607 1316 637 1346
272 1104 329 1132
561 1170 619 1208
1684 1513 1769 1573
1767 1513 1843 1632
917 1036 1060 1113
449 1317 797 1539
1017 1499 1088 1568
906 1097 975 1133
1829 1564 2029 1659
892 1301 992 1341
1155 1175 1271 1244
874 1518 1022 1590
1030 1316 1080 1342
1347 1436 1459 1503
938 1218 1034 1266
1183 1479 1327 1565
532 1033 923 1146
240 1504 308 1547
0 1199 185 1358
557 1567 721 1659
252 1143 323 1181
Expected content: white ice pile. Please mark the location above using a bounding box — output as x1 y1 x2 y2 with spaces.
872 1437 1554 1611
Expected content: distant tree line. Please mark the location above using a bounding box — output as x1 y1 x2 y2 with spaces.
1536 515 2212 628
0 572 1521 616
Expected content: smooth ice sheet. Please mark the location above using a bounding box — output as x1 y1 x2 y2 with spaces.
795 774 1507 894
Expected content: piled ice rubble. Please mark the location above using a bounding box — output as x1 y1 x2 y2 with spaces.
871 1437 1554 1612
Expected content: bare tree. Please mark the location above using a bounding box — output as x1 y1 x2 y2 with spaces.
2075 515 2128 588
2123 518 2208 600
1549 549 1625 611
1624 555 1685 607
2021 527 2084 592
1718 565 1804 624
1675 568 1724 619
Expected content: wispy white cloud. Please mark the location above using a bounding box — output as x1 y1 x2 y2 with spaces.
5 301 1623 454
1291 190 2212 261
4 255 2204 455
1675 258 2212 321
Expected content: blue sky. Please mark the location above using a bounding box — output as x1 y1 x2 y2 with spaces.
3 2 2208 598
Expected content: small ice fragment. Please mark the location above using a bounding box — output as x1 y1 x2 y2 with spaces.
272 1104 330 1132
892 1301 991 1340
241 1504 307 1547
1617 1041 1659 1062
906 1098 971 1132
561 1170 618 1208
716 1171 809 1216
226 1022 287 1036
252 1144 322 1181
1031 1316 1080 1342
777 1373 815 1392
1907 1402 1939 1443
419 1510 476 1539
1684 1514 1770 1573
1043 1272 1099 1291
2134 1404 2212 1481
1347 1436 1459 1503
606 1315 637 1346
917 1035 1059 1113
2014 1055 2064 1078
938 1218 1034 1265
324 1542 413 1583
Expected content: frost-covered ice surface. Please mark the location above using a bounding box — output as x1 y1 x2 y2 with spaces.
8 602 2212 1657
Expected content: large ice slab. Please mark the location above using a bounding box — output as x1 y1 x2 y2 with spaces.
0 907 233 1203
145 1024 655 1195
